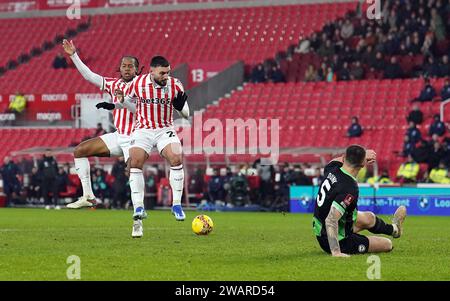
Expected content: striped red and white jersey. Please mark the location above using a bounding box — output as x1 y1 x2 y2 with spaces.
125 74 184 130
102 77 135 136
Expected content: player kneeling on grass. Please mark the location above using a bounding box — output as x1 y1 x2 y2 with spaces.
313 145 407 257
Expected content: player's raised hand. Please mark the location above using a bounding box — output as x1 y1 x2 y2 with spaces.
173 91 188 111
366 149 377 165
62 39 76 56
96 102 115 110
114 89 124 103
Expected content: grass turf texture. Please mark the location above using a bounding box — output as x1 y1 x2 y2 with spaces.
0 208 449 280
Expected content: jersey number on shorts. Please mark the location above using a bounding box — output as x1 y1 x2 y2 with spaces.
316 179 331 207
166 131 175 138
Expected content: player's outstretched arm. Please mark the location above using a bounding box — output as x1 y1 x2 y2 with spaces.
62 39 103 88
325 206 350 257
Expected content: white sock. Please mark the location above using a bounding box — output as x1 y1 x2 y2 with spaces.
170 165 184 206
74 158 95 198
129 168 145 210
392 224 399 236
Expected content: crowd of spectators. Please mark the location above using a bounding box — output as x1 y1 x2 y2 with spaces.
251 0 450 83
399 78 450 183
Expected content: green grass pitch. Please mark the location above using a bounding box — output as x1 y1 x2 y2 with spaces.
0 208 449 281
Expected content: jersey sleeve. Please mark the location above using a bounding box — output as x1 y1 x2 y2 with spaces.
102 77 116 96
324 161 343 175
174 78 185 94
331 191 356 215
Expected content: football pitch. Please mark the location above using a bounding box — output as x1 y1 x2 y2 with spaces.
0 208 449 281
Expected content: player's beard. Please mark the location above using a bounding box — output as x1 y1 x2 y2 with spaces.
154 77 167 86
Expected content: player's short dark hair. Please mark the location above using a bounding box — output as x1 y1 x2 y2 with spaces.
345 145 366 168
150 56 170 68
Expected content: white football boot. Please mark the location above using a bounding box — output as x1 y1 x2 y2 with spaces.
392 205 407 238
132 220 143 238
66 196 96 209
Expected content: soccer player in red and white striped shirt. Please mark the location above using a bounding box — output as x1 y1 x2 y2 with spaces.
116 56 189 227
62 40 139 216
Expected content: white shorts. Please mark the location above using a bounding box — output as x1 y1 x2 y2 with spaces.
130 127 181 155
99 131 132 162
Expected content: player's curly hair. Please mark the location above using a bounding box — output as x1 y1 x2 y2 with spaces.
117 56 144 76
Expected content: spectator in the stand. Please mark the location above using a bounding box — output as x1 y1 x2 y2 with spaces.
312 167 325 186
367 170 393 185
317 63 327 81
93 122 107 137
255 159 274 205
430 8 446 41
208 168 226 204
429 114 446 136
370 51 386 71
269 65 286 83
111 157 128 209
350 60 365 80
408 33 422 55
412 139 432 163
52 53 68 69
412 78 437 102
338 61 351 81
428 161 450 184
8 92 27 115
304 64 318 82
250 64 267 83
228 171 250 207
423 56 441 78
293 165 312 186
396 155 420 183
384 56 404 79
27 167 42 204
326 67 336 82
17 157 33 174
347 116 363 137
0 157 22 207
92 169 108 201
428 141 445 170
317 39 335 58
38 150 59 209
407 103 424 125
402 135 416 157
340 19 354 40
406 121 422 143
440 77 450 101
438 56 449 78
55 166 70 203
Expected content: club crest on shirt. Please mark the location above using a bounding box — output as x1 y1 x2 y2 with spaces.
343 194 355 206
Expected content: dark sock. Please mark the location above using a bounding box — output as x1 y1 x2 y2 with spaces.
368 217 394 235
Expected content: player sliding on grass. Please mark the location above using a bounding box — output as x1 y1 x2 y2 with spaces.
313 145 407 257
62 39 139 209
115 56 190 237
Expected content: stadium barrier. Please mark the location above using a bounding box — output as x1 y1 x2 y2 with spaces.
290 185 450 216
187 60 244 113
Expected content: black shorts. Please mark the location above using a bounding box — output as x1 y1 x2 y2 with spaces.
316 233 370 254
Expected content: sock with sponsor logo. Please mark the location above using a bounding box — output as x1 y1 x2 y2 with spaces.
170 165 184 206
74 158 95 199
129 168 145 210
368 216 394 235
